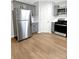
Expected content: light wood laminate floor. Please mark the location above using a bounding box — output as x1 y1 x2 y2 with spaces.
11 33 67 59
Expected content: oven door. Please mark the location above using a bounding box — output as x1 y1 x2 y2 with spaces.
54 24 67 34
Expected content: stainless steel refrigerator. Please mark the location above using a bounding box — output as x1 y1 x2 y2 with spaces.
14 8 32 41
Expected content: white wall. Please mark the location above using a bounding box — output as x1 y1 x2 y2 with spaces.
54 15 67 22
37 1 54 33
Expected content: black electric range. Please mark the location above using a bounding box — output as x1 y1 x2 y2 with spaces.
54 20 67 36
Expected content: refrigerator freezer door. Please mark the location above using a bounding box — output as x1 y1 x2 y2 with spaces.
21 9 31 20
17 21 32 41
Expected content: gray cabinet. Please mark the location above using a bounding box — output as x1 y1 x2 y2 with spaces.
30 6 36 16
13 1 22 9
54 5 67 16
54 5 59 16
51 22 55 32
13 1 36 16
32 23 38 33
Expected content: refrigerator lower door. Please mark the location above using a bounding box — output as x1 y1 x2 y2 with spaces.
17 21 32 41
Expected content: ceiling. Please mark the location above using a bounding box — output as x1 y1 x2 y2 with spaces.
16 0 67 4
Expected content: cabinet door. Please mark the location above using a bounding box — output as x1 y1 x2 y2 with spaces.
31 6 36 16
27 5 36 16
22 4 27 9
51 22 55 32
32 23 35 33
13 2 36 16
32 23 38 33
13 2 22 9
54 5 59 16
34 23 38 32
